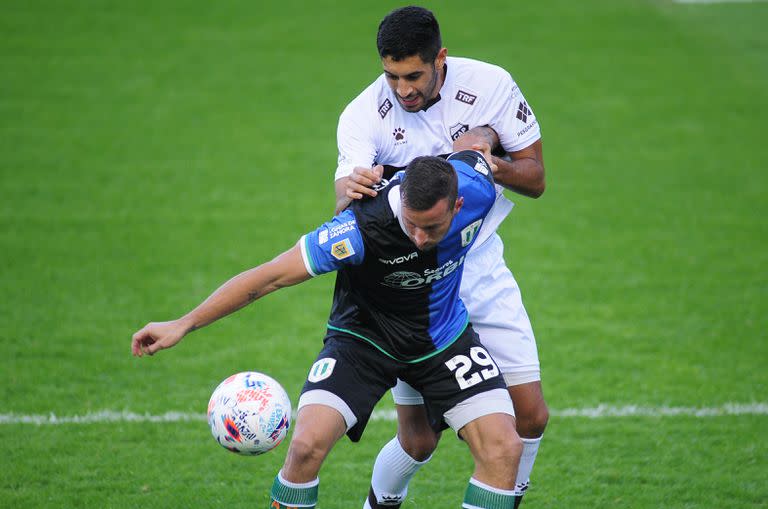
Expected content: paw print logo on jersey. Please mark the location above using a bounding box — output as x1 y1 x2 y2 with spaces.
392 127 406 144
516 101 532 123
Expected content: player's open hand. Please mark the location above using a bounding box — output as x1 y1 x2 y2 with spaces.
345 165 384 200
131 319 190 357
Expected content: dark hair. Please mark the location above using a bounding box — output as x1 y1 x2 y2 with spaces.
401 156 457 211
377 6 442 63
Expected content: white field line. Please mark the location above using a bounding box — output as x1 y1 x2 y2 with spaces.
0 403 766 425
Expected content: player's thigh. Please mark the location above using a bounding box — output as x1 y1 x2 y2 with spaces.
507 380 549 437
291 404 348 451
395 402 433 437
389 380 441 459
298 334 397 442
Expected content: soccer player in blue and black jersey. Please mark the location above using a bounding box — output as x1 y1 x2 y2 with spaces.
132 147 523 509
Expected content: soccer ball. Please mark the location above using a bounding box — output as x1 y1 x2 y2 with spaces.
207 371 292 455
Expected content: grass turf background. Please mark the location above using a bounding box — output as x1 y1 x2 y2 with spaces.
1 0 766 507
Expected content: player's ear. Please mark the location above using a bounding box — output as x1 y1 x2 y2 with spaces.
453 196 464 214
436 47 447 67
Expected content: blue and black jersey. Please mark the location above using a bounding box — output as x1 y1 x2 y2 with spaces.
300 150 495 363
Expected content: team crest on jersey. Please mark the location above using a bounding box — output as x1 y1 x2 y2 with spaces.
461 219 483 247
449 122 469 141
378 98 393 119
331 239 355 260
455 90 477 105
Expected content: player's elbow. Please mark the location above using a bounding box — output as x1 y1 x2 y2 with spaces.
527 167 546 198
516 177 544 199
529 180 545 199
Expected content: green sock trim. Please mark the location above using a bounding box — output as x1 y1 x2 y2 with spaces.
464 481 515 508
269 476 318 508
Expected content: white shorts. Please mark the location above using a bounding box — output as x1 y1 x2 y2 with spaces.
392 233 541 405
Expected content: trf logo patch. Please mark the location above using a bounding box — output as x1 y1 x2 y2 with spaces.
308 358 336 383
461 219 483 247
455 90 477 105
378 98 393 119
331 239 355 260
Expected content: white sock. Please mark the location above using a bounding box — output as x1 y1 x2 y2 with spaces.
514 436 542 496
363 436 431 508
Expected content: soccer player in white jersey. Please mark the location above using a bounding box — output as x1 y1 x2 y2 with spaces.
334 7 549 508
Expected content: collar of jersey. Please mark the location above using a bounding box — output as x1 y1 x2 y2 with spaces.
388 184 411 239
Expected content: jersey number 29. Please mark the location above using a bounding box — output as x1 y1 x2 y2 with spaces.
445 346 499 390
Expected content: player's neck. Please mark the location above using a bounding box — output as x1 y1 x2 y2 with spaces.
422 63 447 111
437 62 447 91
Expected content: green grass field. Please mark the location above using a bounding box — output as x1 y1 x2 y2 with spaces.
2 0 767 507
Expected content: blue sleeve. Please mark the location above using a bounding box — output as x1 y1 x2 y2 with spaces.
447 151 497 212
299 209 365 276
447 150 495 188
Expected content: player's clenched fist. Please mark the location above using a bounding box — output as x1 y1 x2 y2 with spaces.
131 319 190 357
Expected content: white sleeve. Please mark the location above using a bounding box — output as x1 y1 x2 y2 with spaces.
486 71 541 153
335 97 378 181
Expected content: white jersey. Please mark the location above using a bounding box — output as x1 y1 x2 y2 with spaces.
335 56 541 246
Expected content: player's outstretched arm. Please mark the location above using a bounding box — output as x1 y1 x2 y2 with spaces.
131 243 311 357
334 165 384 214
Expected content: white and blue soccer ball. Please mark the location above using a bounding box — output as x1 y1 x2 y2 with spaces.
207 371 292 455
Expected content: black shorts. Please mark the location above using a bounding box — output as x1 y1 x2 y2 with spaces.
299 325 506 441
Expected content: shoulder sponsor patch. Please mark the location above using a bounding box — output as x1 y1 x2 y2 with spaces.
455 90 477 105
517 119 538 138
328 220 356 240
474 157 490 176
516 101 532 122
331 238 355 260
378 98 393 118
318 229 329 245
461 219 483 247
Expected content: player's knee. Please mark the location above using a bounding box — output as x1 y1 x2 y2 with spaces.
476 432 523 472
517 403 549 438
397 430 439 461
285 435 327 472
